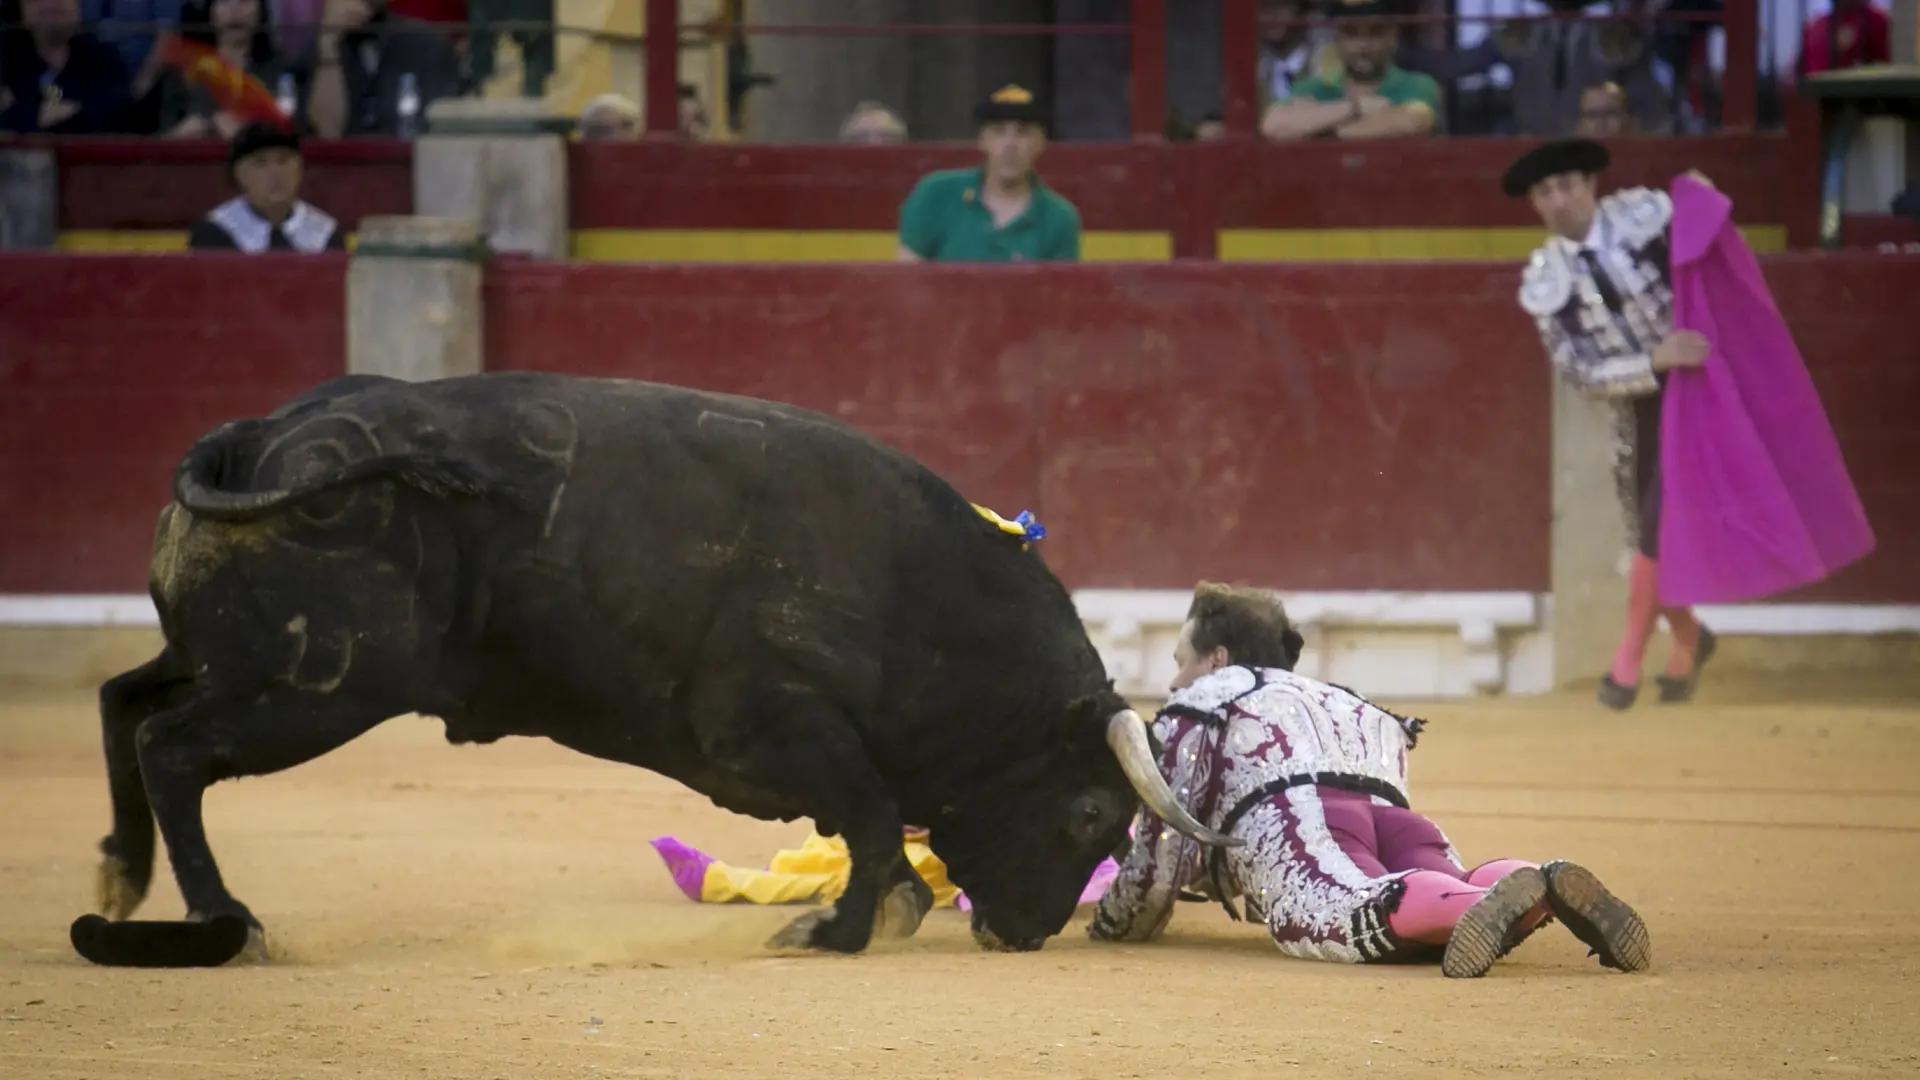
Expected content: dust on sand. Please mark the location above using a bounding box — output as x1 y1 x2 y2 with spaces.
3 680 1918 1079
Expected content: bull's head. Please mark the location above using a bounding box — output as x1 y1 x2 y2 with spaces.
928 700 1238 951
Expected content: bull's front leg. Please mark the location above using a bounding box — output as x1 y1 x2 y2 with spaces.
737 709 923 954
767 809 917 953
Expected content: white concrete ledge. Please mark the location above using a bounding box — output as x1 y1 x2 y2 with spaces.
3 593 1917 701
0 595 160 627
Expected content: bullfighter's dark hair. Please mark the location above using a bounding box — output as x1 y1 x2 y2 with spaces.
1185 582 1304 672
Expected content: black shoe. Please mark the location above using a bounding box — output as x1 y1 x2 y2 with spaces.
1596 674 1638 711
1657 626 1718 703
1442 866 1548 979
1541 860 1651 973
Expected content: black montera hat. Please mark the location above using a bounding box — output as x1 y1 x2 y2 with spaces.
230 121 300 169
1501 138 1610 198
975 84 1046 128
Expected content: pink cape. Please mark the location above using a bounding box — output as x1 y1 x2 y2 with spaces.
1657 175 1875 605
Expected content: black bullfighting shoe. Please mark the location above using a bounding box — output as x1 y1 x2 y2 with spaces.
1442 865 1549 979
1541 860 1651 973
1596 674 1638 711
1657 626 1718 704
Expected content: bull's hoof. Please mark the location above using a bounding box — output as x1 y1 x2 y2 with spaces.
871 881 928 941
766 908 838 951
235 926 271 965
95 855 146 922
186 908 269 965
767 905 876 954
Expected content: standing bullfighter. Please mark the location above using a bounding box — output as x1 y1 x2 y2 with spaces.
1087 583 1650 978
1508 138 1718 710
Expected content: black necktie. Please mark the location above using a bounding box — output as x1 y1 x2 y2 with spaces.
1580 249 1625 313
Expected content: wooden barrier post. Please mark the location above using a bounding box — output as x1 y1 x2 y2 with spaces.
347 216 487 381
1548 384 1632 690
0 149 58 251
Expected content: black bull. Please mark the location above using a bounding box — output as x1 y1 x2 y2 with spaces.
95 372 1235 958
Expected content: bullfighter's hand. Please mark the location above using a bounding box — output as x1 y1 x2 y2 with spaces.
1653 330 1711 371
1683 168 1716 189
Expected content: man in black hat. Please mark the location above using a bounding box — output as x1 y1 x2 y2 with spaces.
188 121 345 252
1260 0 1440 141
896 84 1081 263
1506 138 1716 711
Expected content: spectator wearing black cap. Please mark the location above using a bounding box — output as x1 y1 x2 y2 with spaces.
895 84 1081 264
1260 0 1439 141
188 121 345 251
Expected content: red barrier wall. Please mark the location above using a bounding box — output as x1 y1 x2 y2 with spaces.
485 262 1554 593
47 135 1820 254
53 140 413 231
4 253 1914 603
0 253 349 593
568 137 1793 257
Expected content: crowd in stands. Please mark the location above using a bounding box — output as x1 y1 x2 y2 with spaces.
1 0 1899 142
1 0 464 136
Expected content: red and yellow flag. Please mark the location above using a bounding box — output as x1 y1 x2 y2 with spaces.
159 35 291 128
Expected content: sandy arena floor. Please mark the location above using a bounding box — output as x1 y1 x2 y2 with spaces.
3 679 1918 1079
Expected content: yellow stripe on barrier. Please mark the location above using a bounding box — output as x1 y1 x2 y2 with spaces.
570 229 1173 263
55 231 365 253
1218 225 1789 261
49 226 1786 262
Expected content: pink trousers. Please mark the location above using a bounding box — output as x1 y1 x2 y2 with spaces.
1315 787 1544 950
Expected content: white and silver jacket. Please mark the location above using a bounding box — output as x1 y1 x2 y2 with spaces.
1087 665 1424 943
1520 185 1677 545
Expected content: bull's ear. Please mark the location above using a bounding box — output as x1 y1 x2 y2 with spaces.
1065 691 1120 733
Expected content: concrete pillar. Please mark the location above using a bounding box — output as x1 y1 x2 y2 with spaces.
346 216 486 382
415 97 570 259
0 149 59 251
1548 382 1630 689
743 0 912 142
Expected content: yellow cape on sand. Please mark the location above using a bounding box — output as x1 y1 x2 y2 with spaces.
665 831 962 908
654 503 1033 910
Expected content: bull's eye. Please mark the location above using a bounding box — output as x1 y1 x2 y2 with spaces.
1068 792 1110 843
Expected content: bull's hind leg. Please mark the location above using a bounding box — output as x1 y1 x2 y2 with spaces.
135 694 390 959
96 651 197 921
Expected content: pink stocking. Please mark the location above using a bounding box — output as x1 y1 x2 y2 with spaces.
1464 859 1552 935
1465 859 1535 888
1608 554 1662 687
1385 870 1491 945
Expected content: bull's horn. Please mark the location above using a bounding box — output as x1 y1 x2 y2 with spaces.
1106 710 1243 848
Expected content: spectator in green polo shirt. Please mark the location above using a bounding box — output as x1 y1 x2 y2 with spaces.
1261 0 1442 141
896 85 1082 263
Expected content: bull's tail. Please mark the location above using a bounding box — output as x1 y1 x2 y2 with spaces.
172 420 494 522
